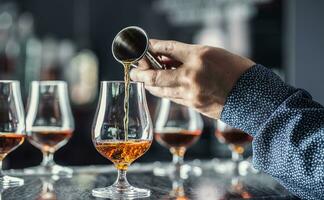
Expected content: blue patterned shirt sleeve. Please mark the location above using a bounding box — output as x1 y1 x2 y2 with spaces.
221 64 324 200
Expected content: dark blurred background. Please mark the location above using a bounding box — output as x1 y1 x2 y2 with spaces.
1 0 323 169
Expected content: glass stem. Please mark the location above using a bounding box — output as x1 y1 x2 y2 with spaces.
171 147 186 178
232 151 243 162
41 151 55 168
0 160 3 177
171 147 186 166
232 151 243 176
114 169 130 189
172 153 184 166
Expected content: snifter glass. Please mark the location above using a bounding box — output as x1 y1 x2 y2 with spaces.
0 81 25 187
92 81 153 199
25 81 74 176
154 98 203 178
215 120 253 175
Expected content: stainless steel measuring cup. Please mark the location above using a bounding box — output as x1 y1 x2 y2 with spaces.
112 26 165 69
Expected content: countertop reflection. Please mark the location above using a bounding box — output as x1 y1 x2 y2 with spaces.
3 160 299 200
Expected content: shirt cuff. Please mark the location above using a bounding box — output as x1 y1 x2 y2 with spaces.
220 64 296 137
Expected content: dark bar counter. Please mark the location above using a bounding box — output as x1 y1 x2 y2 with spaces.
3 160 299 200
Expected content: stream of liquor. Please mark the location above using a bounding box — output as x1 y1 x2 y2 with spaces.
122 62 131 141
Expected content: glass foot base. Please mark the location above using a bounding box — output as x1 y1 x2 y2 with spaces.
213 159 259 176
153 163 202 179
213 159 234 174
0 175 24 188
24 164 73 177
92 185 150 199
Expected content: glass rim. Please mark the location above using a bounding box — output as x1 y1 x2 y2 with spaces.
100 81 144 85
31 80 67 85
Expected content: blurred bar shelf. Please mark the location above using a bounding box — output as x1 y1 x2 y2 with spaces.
3 160 299 200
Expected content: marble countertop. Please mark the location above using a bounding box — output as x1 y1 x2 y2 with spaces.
2 160 299 200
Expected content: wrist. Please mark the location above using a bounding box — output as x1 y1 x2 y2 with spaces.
220 64 296 136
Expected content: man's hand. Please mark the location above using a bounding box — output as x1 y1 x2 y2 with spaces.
130 39 255 119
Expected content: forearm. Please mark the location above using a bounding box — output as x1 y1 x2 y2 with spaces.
221 64 324 200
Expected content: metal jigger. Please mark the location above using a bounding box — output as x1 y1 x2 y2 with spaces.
112 26 165 69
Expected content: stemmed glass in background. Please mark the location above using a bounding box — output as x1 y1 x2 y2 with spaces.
0 81 25 187
154 98 203 178
25 81 74 176
214 120 253 175
92 81 153 199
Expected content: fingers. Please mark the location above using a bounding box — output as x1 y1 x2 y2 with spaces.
160 56 182 69
149 39 191 62
145 86 185 99
138 58 151 70
138 55 182 70
130 68 183 87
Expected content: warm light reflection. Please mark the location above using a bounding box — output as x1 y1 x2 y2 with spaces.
67 50 98 105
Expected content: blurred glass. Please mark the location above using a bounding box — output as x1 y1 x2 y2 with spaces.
66 50 98 106
154 98 203 179
0 80 25 187
17 12 42 96
0 3 20 81
25 81 74 176
40 38 61 81
215 120 253 175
